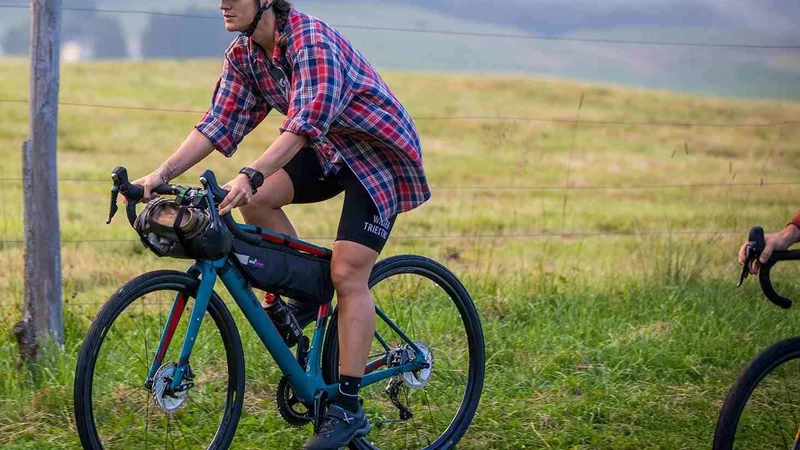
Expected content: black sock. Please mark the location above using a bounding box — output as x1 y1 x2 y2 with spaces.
332 375 361 413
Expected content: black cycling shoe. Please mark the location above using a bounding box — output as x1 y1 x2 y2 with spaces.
303 404 370 450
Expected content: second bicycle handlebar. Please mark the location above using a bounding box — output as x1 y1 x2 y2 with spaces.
741 226 800 310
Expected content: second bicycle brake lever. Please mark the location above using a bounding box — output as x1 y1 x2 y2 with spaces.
738 226 765 287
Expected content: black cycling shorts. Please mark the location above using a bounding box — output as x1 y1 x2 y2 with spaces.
282 148 396 254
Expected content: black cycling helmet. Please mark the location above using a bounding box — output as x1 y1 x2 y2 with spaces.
242 0 274 37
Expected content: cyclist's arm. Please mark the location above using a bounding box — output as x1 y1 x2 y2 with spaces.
155 129 216 182
217 131 307 215
248 131 308 178
739 210 800 271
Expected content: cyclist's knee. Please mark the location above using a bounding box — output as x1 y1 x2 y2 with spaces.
331 257 372 297
331 263 367 296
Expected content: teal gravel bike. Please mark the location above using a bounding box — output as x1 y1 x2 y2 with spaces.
73 167 485 449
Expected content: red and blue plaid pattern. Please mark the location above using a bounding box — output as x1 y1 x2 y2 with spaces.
196 8 430 219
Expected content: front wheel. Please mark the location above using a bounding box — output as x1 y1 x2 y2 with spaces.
322 255 485 450
74 270 245 449
714 336 800 450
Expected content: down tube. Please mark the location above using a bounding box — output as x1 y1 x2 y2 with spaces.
217 262 316 397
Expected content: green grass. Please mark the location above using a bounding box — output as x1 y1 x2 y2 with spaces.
1 57 800 448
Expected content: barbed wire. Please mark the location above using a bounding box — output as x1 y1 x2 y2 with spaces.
1 99 797 128
0 178 795 191
0 229 748 246
1 3 799 50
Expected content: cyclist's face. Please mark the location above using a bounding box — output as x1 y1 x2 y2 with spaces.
219 0 262 32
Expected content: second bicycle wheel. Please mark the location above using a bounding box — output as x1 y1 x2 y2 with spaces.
322 255 485 450
714 336 800 450
74 270 245 449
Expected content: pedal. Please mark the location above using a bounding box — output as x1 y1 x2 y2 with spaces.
312 390 329 433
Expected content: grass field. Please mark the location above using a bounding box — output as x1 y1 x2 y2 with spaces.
1 57 800 449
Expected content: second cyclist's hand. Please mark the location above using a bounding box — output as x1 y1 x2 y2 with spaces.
218 174 253 216
738 231 793 275
131 171 168 203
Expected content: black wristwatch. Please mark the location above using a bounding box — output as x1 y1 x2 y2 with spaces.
239 167 265 194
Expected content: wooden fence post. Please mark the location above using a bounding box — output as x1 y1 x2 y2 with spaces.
14 0 64 363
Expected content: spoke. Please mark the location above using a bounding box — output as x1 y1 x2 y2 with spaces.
113 327 150 373
145 393 152 450
164 414 169 450
406 387 429 447
173 413 193 449
423 387 450 422
142 299 151 376
422 388 438 428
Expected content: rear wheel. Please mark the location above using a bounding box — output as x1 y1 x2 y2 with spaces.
322 255 485 450
74 270 245 449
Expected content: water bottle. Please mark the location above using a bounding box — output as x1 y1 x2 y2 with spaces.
263 293 302 347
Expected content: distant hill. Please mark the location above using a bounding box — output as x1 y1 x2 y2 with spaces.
0 0 798 100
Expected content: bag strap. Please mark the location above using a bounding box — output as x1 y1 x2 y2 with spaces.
172 205 193 252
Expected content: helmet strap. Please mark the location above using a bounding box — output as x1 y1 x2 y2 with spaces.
242 0 273 38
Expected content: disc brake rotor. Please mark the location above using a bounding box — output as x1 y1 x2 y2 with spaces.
401 342 434 389
151 362 189 413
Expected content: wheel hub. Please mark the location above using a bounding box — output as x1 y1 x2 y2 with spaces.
388 342 434 389
403 342 434 389
151 362 189 413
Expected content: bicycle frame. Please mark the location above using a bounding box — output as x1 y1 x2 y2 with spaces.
144 256 426 405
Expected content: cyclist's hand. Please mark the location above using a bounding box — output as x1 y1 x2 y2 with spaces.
218 174 252 216
130 171 167 204
739 231 792 275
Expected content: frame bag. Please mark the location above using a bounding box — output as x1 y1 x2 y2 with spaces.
231 238 334 304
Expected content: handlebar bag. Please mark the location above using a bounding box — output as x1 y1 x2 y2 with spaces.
134 198 232 260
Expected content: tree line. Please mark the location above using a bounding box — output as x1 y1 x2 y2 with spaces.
1 4 231 59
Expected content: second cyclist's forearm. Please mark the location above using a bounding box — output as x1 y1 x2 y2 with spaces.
156 129 216 182
783 211 800 246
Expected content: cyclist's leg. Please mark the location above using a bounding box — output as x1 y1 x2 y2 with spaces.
331 240 379 383
239 169 296 236
240 147 342 237
305 167 396 448
331 167 396 382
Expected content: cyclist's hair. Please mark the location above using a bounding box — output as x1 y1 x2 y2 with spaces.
274 0 292 52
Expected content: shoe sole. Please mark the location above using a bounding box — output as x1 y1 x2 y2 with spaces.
304 421 371 450
339 421 371 450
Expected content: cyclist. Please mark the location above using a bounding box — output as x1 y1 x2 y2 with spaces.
739 210 800 274
132 0 430 448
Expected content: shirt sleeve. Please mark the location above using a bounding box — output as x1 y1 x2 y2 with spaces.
196 55 270 157
280 43 350 144
789 210 800 230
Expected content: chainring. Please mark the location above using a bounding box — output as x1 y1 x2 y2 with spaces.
276 376 312 427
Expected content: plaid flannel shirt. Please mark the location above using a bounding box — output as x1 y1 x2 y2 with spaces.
196 8 430 219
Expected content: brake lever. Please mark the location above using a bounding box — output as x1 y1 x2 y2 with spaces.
737 226 765 287
737 245 754 287
107 183 120 224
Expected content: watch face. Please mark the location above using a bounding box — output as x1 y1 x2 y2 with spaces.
242 168 264 188
252 171 264 187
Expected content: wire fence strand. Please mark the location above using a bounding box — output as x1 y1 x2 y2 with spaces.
0 229 751 246
1 98 797 128
0 178 796 192
1 3 799 50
